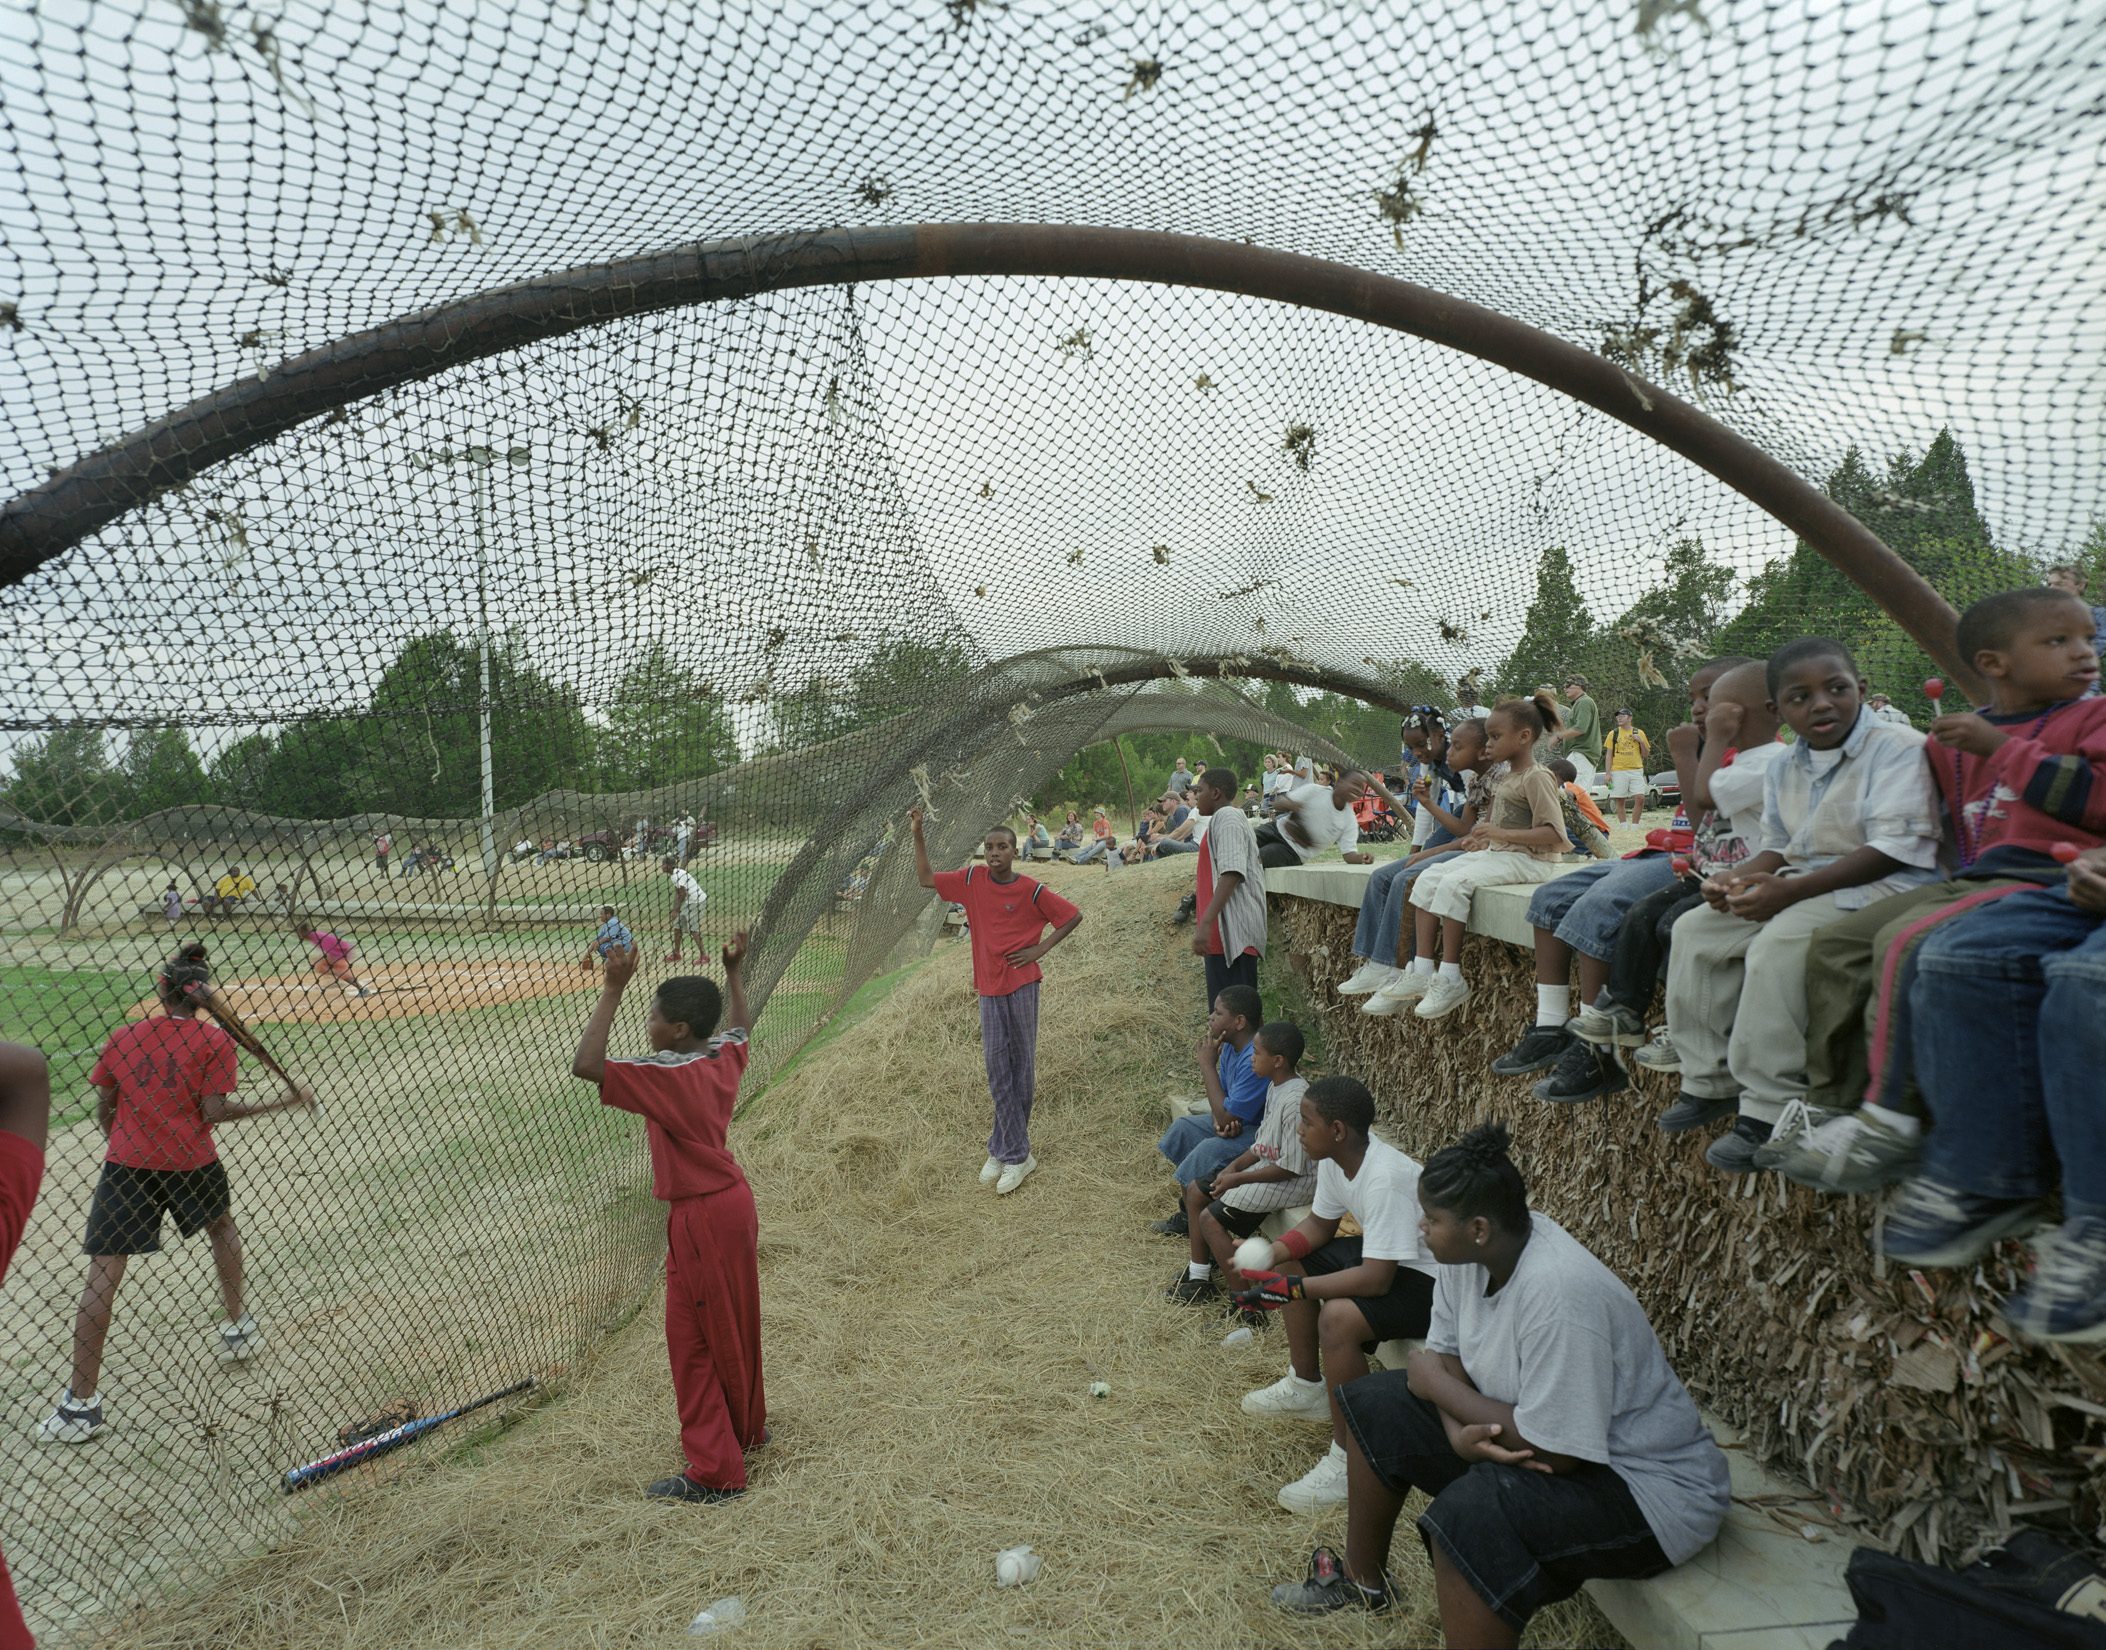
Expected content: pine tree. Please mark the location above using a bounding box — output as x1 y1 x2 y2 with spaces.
1497 545 1595 697
122 726 212 817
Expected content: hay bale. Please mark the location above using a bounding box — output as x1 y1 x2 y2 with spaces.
1271 891 2106 1565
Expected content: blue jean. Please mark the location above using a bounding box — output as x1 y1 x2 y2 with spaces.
1350 829 1456 965
1912 887 2106 1218
1153 838 1198 856
1524 853 1674 961
1156 1113 1245 1187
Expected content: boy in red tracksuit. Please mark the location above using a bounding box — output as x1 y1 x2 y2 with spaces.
571 934 763 1504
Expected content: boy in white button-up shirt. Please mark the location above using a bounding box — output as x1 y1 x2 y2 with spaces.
1663 637 1940 1174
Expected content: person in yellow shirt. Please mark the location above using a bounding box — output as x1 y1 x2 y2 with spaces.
208 867 257 919
1603 709 1652 825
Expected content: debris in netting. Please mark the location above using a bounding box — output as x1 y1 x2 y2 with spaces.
1 301 22 331
1636 648 1671 688
1164 657 1190 678
805 535 822 561
973 584 987 597
1389 576 1414 590
261 265 292 287
854 176 892 207
1890 328 1927 355
1056 327 1093 363
1603 281 1739 401
944 0 997 31
1218 578 1277 600
1373 170 1423 246
908 765 939 817
826 377 843 427
1636 0 1711 48
1204 732 1223 755
978 480 992 498
426 209 484 245
1150 544 1169 564
177 0 230 51
248 20 318 118
1406 117 1437 173
1245 481 1272 503
1123 58 1161 100
1281 423 1316 472
1438 617 1467 644
1192 371 1213 393
1065 547 1083 565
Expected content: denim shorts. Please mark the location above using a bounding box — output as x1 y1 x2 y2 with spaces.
1334 1373 1671 1629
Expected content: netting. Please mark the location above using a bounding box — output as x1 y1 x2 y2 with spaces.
1 0 2101 1637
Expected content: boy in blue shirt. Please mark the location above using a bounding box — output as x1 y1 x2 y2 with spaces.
581 906 637 972
1150 984 1268 1236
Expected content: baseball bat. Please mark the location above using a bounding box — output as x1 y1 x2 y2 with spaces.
184 985 299 1093
282 1377 536 1492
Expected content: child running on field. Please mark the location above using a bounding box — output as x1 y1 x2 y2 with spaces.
40 944 314 1445
909 807 1083 1195
1232 1076 1440 1515
570 933 764 1502
1772 586 2104 1191
1395 692 1573 1022
298 925 368 997
1171 1021 1312 1301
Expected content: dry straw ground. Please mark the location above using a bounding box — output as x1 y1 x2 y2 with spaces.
92 863 1622 1649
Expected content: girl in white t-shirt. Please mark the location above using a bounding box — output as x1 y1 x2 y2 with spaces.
1271 1123 1728 1638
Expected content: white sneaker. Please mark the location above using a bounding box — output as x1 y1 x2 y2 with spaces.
1413 976 1472 1020
979 1155 1004 1186
1240 1370 1332 1421
1632 1028 1682 1073
1336 962 1393 996
38 1392 106 1444
994 1155 1038 1195
1362 972 1433 1016
1277 1441 1350 1513
218 1313 261 1363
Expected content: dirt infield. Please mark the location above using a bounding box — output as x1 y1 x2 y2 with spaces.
123 957 596 1026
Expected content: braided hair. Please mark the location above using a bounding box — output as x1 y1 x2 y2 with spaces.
156 941 211 1007
1419 1121 1530 1235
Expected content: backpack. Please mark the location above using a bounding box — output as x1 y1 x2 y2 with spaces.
1830 1533 2106 1650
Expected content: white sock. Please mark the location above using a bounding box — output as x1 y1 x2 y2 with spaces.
1860 1103 1922 1140
67 1391 98 1407
1412 957 1436 977
1291 1371 1325 1389
1439 961 1463 983
1535 983 1567 1025
1189 1261 1212 1280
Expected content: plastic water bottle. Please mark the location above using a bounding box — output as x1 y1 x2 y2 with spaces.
688 1597 745 1635
1221 1326 1253 1347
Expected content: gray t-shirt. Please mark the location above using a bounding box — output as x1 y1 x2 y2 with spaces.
1199 804 1268 960
1426 1213 1730 1566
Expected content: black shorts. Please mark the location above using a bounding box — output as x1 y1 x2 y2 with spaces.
1304 1236 1436 1348
82 1160 231 1256
1336 1375 1670 1630
1202 1198 1270 1241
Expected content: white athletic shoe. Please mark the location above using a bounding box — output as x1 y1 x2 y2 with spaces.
979 1155 1004 1186
1336 962 1394 997
218 1313 261 1363
37 1392 106 1444
1240 1370 1332 1421
1278 1441 1350 1513
994 1155 1038 1195
1632 1028 1682 1074
1413 976 1472 1020
1361 972 1433 1016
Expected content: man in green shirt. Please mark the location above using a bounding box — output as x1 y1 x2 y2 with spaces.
1555 674 1604 786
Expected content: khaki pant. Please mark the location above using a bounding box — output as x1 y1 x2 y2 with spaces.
1666 893 1845 1124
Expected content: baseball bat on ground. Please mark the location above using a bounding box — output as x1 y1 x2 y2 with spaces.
282 1377 537 1492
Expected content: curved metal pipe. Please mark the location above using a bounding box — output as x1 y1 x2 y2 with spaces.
0 222 1975 692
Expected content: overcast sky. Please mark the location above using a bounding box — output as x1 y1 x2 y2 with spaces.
1 0 2100 755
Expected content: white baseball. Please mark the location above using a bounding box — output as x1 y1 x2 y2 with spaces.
1234 1236 1276 1274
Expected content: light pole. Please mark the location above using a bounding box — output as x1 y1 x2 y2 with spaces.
410 441 530 878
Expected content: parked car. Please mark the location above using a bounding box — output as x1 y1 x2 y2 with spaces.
1646 768 1681 814
574 820 720 863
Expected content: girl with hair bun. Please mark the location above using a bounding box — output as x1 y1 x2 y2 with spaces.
1391 692 1574 1022
1271 1123 1730 1642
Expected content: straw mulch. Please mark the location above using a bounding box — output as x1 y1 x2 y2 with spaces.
1272 893 2106 1569
91 864 1619 1649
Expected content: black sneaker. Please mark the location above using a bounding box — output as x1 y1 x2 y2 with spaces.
1531 1038 1629 1105
1271 1545 1395 1615
1658 1090 1737 1133
1166 1273 1220 1304
1704 1116 1773 1174
646 1475 745 1504
1491 1024 1573 1077
1149 1208 1190 1237
1223 1304 1268 1329
1171 894 1196 927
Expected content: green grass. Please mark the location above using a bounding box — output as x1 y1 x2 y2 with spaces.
0 966 147 1123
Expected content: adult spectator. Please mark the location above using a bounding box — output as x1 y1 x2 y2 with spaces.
535 837 562 865
1602 708 1652 825
662 855 706 963
1864 691 1911 727
1259 769 1377 869
673 814 696 862
1155 793 1200 857
2046 563 2106 645
206 866 256 918
1020 816 1054 862
1166 756 1196 795
1553 675 1603 785
373 832 392 874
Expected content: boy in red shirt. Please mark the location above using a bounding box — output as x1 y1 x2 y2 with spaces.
1 1042 51 1650
40 944 314 1445
908 807 1083 1195
571 934 763 1503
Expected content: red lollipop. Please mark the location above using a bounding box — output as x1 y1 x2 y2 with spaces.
1923 677 1944 705
2051 841 2082 865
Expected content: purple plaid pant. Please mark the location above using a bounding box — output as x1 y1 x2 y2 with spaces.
980 981 1040 1164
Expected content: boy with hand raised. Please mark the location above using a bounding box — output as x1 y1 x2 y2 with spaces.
1169 1021 1312 1302
1150 984 1268 1235
1233 1076 1439 1514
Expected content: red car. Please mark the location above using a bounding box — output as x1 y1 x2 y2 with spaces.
574 821 719 864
